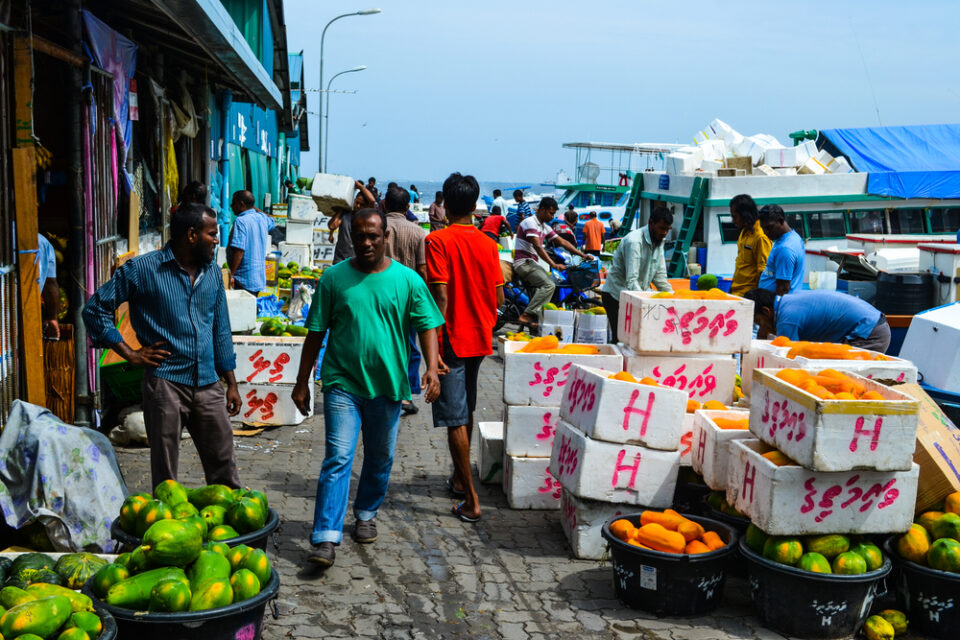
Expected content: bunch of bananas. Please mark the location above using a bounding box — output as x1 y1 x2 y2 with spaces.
35 143 53 170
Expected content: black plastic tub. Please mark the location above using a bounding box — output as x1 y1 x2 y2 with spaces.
93 600 119 640
884 536 959 639
703 498 751 578
83 569 279 640
601 513 738 616
671 480 711 516
111 508 280 551
740 537 891 639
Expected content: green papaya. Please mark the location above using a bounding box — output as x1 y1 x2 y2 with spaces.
284 325 308 337
105 567 189 610
181 514 209 542
135 500 174 537
25 582 94 613
226 499 267 534
172 502 199 519
149 578 192 612
798 552 833 574
114 553 135 571
91 564 130 599
200 505 227 528
187 551 231 590
154 479 190 506
0 594 72 639
229 569 260 602
224 545 253 571
64 611 103 637
16 635 44 640
189 578 233 611
0 585 36 609
932 512 960 541
241 549 272 586
805 534 850 560
204 541 231 556
129 546 153 573
188 485 237 510
207 525 239 542
141 519 203 567
57 627 90 640
244 490 269 512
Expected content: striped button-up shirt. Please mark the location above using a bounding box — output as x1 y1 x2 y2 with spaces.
82 245 236 386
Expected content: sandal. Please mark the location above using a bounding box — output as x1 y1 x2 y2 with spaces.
445 476 466 498
452 502 481 523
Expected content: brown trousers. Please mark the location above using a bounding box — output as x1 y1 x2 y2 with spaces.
141 373 240 490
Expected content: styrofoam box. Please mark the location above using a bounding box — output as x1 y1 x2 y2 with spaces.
278 242 311 267
790 353 918 386
541 323 575 344
312 228 337 248
742 340 792 395
690 409 752 491
575 312 608 332
764 140 816 168
575 328 608 345
725 439 919 535
900 303 960 394
309 172 356 215
478 421 504 485
312 243 336 265
919 243 960 306
504 405 559 458
225 290 257 333
750 369 919 472
234 382 312 426
617 291 752 354
285 219 314 244
560 489 630 560
549 420 680 507
680 414 695 467
622 348 737 404
233 335 305 384
541 309 576 325
502 341 622 407
504 455 561 510
287 193 319 222
559 364 687 450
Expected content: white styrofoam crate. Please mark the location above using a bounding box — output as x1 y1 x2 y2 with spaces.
478 421 504 484
575 328 608 345
312 243 336 265
287 193 319 222
504 455 561 510
622 348 737 404
233 335 305 384
789 353 918 386
309 173 356 215
742 340 792 395
617 291 752 354
502 342 622 407
234 382 312 425
285 219 314 244
541 309 576 325
312 224 336 245
549 420 680 507
764 140 816 168
504 405 559 458
690 409 752 490
575 312 608 332
541 323 575 344
725 439 919 535
496 337 531 360
750 368 919 472
559 364 687 450
225 289 257 333
900 303 960 394
559 489 630 560
278 242 312 267
680 413 695 467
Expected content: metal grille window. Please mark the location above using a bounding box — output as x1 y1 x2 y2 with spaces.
850 210 886 234
807 211 847 239
88 69 118 293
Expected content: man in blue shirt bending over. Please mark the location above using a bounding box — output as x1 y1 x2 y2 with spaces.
83 203 242 489
758 204 804 295
744 288 892 354
228 190 275 294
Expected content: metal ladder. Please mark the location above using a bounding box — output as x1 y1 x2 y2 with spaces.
667 176 709 277
616 172 644 237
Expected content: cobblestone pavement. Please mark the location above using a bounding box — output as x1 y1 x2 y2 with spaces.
115 354 900 640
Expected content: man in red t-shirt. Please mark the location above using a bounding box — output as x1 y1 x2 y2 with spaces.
425 172 504 523
479 206 512 243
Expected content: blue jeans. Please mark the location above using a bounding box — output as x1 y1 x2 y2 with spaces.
311 386 402 545
408 327 422 395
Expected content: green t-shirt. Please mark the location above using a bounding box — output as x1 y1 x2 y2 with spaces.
304 258 444 401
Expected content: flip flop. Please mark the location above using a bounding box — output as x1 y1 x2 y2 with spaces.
452 502 481 523
445 476 466 498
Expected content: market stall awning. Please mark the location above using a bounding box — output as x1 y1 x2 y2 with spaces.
820 124 960 199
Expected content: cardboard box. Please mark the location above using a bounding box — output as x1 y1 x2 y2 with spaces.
504 455 561 510
726 439 919 535
559 490 630 560
897 383 960 512
690 409 752 490
622 350 737 404
478 421 505 484
502 342 622 407
234 382 312 426
750 369 919 472
233 335 305 384
723 156 753 174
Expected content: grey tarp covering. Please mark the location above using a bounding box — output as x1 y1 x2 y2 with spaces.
0 401 127 551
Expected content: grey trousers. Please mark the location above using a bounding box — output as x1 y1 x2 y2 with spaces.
513 260 556 316
849 317 892 354
141 373 241 490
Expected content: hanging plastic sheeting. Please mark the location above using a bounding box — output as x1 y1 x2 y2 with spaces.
0 401 127 552
820 124 960 199
163 133 178 217
82 10 136 190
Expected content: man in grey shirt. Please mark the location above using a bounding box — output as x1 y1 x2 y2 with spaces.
330 180 377 263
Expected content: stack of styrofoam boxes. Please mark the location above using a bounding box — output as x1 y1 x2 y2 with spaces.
309 173 355 271
312 212 337 270
225 290 257 333
550 364 685 559
502 342 622 512
574 310 608 345
726 368 920 536
690 409 752 493
539 308 576 344
231 336 313 426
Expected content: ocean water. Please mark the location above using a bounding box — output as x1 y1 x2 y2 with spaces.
385 179 555 206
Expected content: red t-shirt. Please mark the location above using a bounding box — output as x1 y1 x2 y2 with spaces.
425 224 504 358
480 215 506 235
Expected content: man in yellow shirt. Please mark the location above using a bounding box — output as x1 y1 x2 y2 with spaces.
729 194 772 297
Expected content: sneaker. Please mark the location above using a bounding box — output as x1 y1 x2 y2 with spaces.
353 519 378 543
308 542 336 567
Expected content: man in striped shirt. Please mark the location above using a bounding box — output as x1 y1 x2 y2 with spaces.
83 203 241 489
508 189 532 231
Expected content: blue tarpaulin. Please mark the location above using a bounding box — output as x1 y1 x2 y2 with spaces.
820 124 960 199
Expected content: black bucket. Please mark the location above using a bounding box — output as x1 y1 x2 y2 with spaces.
702 498 751 579
600 513 737 616
740 537 891 639
83 569 279 640
671 481 711 516
111 508 280 552
884 536 960 639
93 600 119 640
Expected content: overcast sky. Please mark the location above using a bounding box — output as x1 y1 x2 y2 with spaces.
285 0 960 184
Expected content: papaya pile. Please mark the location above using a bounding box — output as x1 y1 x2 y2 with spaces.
685 399 729 413
0 585 105 639
515 336 599 355
705 491 748 518
774 368 886 401
651 288 736 301
117 481 271 544
864 610 909 639
92 520 272 613
581 306 606 315
503 331 533 342
745 526 885 576
259 318 308 337
609 510 726 554
0 552 108 594
770 336 891 361
896 491 960 573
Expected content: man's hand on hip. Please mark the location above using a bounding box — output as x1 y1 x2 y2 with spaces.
126 341 171 367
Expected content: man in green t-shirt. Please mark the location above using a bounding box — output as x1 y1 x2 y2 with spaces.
292 209 444 568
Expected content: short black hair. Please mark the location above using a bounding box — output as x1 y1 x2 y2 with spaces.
730 194 759 226
513 189 523 199
385 184 410 212
539 196 558 211
650 205 673 225
180 181 208 205
435 191 443 201
232 190 255 207
493 189 501 197
443 172 480 216
353 207 387 233
171 203 216 241
744 287 775 315
491 206 501 214
368 177 376 184
387 182 398 189
759 204 785 223
589 211 597 218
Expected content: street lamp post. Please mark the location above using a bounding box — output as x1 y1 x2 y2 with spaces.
324 66 367 173
318 8 380 173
